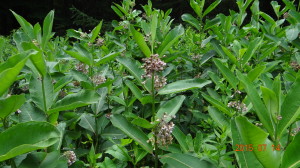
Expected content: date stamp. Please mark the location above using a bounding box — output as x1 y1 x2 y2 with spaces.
234 144 281 152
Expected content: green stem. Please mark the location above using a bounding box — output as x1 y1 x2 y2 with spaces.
151 72 159 168
41 77 48 114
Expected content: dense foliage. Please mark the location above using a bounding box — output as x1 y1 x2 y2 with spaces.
1 0 300 167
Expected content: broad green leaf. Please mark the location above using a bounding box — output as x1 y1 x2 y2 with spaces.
53 76 73 93
106 144 132 162
282 133 300 168
29 74 54 112
41 10 54 48
79 113 96 133
110 96 126 106
99 157 117 168
48 90 100 114
172 126 188 153
190 0 204 18
19 102 47 122
221 46 237 65
231 119 264 168
29 51 47 77
111 6 124 18
235 116 281 168
125 80 143 101
277 77 300 139
286 26 299 41
0 52 29 96
260 86 278 122
241 37 263 67
129 25 151 57
156 95 185 122
158 78 211 95
110 114 153 153
213 58 239 89
181 14 200 30
39 151 67 168
210 39 227 59
208 106 229 129
237 71 275 137
96 52 120 65
11 10 34 39
202 93 232 116
65 43 93 66
131 117 153 129
0 121 60 161
157 25 184 56
248 65 266 82
89 20 103 43
160 153 216 168
0 94 25 119
91 88 108 115
259 12 276 24
203 0 221 18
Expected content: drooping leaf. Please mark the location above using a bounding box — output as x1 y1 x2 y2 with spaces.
110 114 153 153
156 95 185 122
281 133 300 168
235 116 281 168
48 90 100 114
160 153 216 168
0 121 60 161
231 119 264 168
213 58 238 89
0 94 26 119
0 52 30 96
277 77 300 139
130 25 151 57
158 78 211 95
237 71 275 137
79 113 96 133
157 25 184 56
29 74 54 112
181 14 200 30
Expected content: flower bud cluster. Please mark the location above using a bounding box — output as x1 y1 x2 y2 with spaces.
147 113 175 147
75 63 89 74
227 100 248 112
63 151 76 166
91 75 106 85
290 61 300 70
154 75 167 90
141 54 166 79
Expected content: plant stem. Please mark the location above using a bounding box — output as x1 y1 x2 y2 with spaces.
151 72 159 168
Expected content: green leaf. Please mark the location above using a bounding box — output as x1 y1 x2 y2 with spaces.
157 25 184 56
277 77 300 139
286 26 299 41
158 78 211 95
29 74 54 112
241 37 263 67
160 153 216 168
247 65 266 82
110 114 153 153
48 90 100 114
231 119 264 168
282 133 300 168
106 144 132 162
261 86 278 122
235 116 281 168
11 10 34 39
210 39 227 58
150 11 158 49
89 20 103 43
131 117 154 129
208 106 229 129
111 5 124 18
29 51 47 77
65 43 93 66
53 76 73 93
202 93 232 116
125 80 143 101
0 52 29 96
96 52 120 65
221 46 237 65
41 10 54 48
0 121 60 161
99 157 117 168
237 71 275 137
130 25 151 57
213 58 239 89
203 0 221 18
0 94 25 119
172 126 188 153
181 14 200 30
19 102 47 122
79 113 96 133
156 95 185 122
